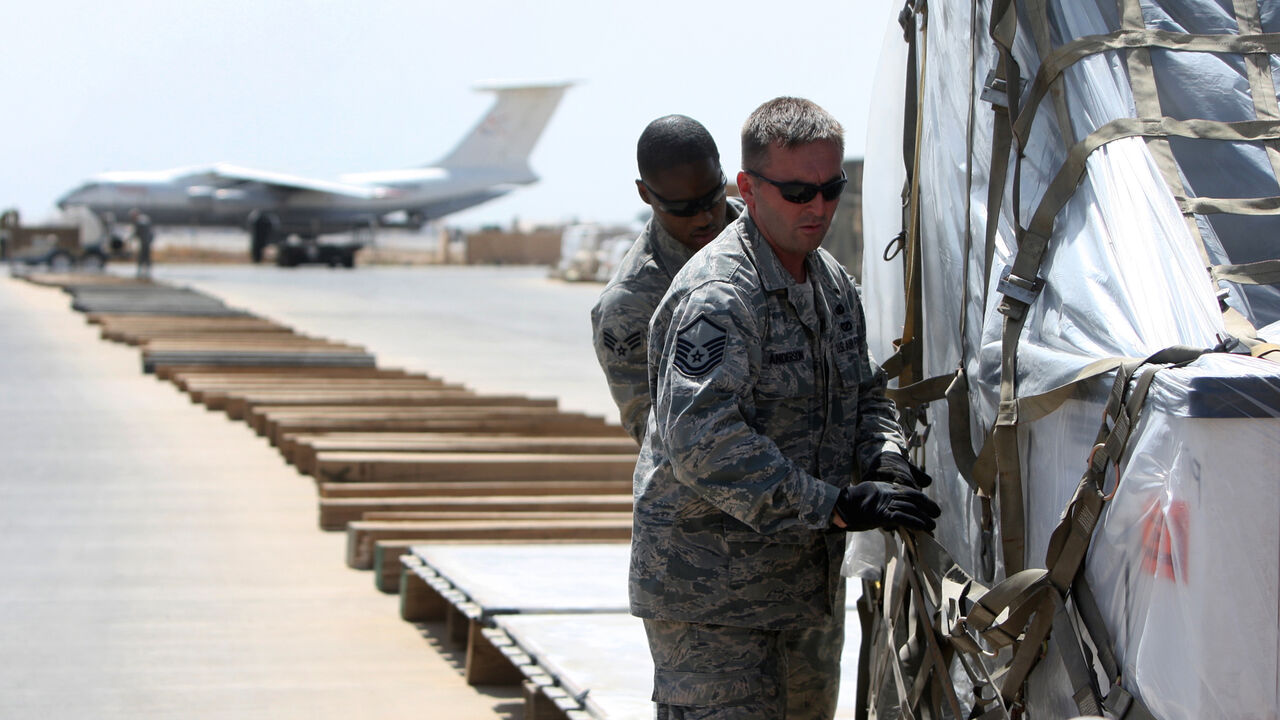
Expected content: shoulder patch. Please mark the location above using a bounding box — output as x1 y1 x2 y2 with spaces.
602 329 644 358
673 314 728 377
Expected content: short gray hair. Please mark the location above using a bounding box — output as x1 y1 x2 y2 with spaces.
741 97 844 171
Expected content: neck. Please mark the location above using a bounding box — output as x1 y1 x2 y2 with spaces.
771 243 808 283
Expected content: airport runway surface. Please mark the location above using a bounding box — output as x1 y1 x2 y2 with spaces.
0 270 546 718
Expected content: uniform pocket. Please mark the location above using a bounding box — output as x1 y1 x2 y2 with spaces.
722 523 827 602
653 668 767 707
832 343 863 392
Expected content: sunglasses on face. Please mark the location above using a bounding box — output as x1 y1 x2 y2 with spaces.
746 170 848 204
639 173 727 217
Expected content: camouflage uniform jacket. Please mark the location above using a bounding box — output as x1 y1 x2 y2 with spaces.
629 213 905 629
590 198 743 443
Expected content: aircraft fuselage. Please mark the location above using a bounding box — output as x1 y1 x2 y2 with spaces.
59 165 534 237
54 81 571 256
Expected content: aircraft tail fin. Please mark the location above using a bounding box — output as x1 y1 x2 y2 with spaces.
436 81 573 170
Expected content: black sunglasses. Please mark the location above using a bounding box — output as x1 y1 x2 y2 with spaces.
639 173 727 217
746 170 847 204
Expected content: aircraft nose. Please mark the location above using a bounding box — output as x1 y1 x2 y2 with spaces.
57 185 86 211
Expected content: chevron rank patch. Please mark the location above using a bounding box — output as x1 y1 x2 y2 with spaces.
673 314 728 377
602 328 644 358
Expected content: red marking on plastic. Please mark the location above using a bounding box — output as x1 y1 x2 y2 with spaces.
1139 498 1188 582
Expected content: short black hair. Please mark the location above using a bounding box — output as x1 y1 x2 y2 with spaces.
637 115 720 180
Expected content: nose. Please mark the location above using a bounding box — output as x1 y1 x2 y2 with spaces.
802 193 833 212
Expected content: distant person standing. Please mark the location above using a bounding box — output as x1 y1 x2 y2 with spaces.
130 209 153 278
590 115 741 444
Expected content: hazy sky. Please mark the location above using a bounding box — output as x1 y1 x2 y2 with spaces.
3 1 898 230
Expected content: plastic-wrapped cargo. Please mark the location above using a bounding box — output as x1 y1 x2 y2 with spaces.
856 1 1280 718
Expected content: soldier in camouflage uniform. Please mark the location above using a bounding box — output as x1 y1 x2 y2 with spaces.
631 97 940 719
591 115 742 444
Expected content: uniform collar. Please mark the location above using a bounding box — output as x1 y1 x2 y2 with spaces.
740 213 804 293
647 215 696 279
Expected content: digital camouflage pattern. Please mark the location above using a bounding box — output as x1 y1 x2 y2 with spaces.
630 213 906 630
590 199 743 444
643 582 845 719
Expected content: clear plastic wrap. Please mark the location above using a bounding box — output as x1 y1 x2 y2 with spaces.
841 529 886 581
857 0 1280 716
861 13 910 368
1087 354 1280 718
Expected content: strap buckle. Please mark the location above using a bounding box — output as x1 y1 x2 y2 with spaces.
1103 684 1134 718
997 268 1045 319
981 68 1010 109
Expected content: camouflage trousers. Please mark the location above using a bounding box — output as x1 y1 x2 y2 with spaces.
642 589 846 719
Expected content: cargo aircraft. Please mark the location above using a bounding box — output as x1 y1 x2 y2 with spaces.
57 81 572 264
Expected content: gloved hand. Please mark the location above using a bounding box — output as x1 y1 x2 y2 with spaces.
868 451 932 489
832 481 941 533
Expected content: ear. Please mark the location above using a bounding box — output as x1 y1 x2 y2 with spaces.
736 171 755 211
636 179 652 205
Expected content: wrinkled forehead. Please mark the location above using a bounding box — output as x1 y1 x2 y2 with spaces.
757 140 844 178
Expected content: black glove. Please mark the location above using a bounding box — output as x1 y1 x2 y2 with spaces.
868 452 932 489
832 481 941 532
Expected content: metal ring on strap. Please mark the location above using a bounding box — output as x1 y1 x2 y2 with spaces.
1086 442 1123 502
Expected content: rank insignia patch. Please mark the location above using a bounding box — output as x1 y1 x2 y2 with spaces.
602 329 643 358
673 314 728 377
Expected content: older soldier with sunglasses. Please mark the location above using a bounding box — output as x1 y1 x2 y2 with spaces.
591 115 742 444
631 97 939 719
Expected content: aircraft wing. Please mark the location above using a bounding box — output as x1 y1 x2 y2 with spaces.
202 162 385 199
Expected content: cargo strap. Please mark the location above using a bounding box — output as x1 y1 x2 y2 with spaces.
943 0 1220 707
987 3 1280 569
1253 343 1280 361
1231 0 1280 190
878 340 910 382
869 532 976 720
948 354 1135 505
1012 29 1280 148
884 372 953 407
868 522 1172 719
1004 117 1280 319
1117 0 1214 273
984 345 1204 709
1213 259 1280 360
1182 195 1280 216
1002 0 1280 339
899 0 930 424
958 0 982 362
872 1 1274 717
1196 257 1261 344
859 7 936 716
988 113 1280 576
1212 259 1280 286
1046 345 1207 590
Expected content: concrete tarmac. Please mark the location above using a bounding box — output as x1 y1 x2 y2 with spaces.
0 274 520 718
147 264 619 425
